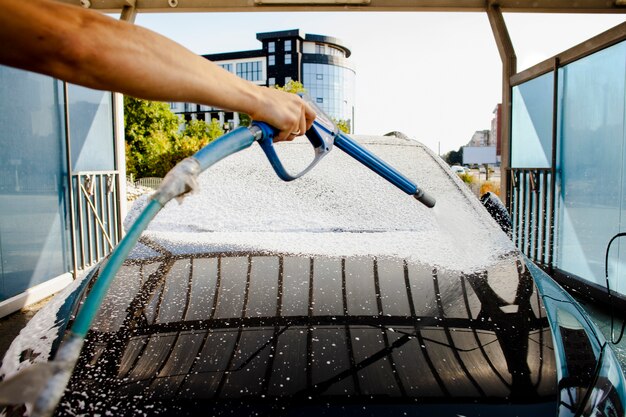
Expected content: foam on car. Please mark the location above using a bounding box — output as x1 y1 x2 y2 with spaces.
126 136 514 273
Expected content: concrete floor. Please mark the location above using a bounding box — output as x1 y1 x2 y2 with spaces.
0 297 49 370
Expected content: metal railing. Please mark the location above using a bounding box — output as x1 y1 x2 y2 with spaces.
135 177 162 190
72 171 122 270
509 168 555 270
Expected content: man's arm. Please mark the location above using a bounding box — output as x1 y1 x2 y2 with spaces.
0 0 315 141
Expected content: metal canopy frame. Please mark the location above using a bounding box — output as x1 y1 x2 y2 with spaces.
86 0 626 212
58 0 626 14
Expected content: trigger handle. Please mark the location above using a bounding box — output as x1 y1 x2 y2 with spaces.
251 121 299 182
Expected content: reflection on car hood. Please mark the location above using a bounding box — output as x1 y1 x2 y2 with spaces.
58 246 558 416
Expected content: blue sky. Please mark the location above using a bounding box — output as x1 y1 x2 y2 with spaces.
135 11 625 154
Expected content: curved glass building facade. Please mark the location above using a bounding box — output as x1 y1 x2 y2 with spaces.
186 30 356 133
303 62 355 127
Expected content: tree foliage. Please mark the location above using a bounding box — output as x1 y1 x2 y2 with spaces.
333 118 351 134
443 146 464 165
124 97 224 178
272 79 307 94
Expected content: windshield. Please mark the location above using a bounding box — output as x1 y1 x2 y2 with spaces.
127 136 515 273
59 249 558 416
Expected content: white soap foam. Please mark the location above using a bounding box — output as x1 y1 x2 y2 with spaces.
126 135 514 272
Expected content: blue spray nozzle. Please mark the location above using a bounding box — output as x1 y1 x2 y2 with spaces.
252 120 332 182
253 95 436 208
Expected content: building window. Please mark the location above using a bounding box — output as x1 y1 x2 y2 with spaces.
268 77 275 86
268 41 275 53
285 40 292 52
236 61 262 82
285 76 292 83
285 54 292 65
328 46 343 57
302 62 356 124
316 43 325 54
220 63 233 72
268 55 275 66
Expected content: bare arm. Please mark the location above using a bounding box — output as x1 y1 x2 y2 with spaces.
0 0 315 141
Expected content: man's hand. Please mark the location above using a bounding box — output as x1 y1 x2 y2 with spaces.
249 87 317 142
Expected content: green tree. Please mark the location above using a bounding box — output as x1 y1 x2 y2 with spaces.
238 113 251 127
124 97 180 178
273 79 307 94
173 118 225 161
124 97 225 178
443 146 463 165
124 97 179 149
333 118 351 134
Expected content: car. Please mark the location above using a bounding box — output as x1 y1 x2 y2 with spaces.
450 164 465 174
1 134 624 417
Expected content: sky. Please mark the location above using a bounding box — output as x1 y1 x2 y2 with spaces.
135 11 625 155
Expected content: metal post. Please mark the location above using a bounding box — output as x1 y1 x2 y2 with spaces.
541 171 549 266
487 3 517 210
113 2 137 234
63 82 79 278
548 58 560 273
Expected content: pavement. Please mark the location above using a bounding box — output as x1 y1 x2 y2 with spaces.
0 296 50 369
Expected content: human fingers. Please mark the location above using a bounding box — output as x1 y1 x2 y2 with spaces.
286 99 314 142
303 101 316 131
275 97 305 142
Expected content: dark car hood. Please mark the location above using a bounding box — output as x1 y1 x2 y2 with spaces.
58 249 558 416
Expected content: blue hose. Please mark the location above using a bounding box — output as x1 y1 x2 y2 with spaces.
30 126 258 417
70 126 256 338
71 198 162 337
194 126 257 171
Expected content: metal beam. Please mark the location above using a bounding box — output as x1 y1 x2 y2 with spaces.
58 0 626 13
120 0 137 22
487 3 516 210
113 0 136 229
512 20 626 86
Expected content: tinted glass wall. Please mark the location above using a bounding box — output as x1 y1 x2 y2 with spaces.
556 41 626 295
511 40 626 296
511 72 553 169
69 85 115 171
0 66 70 300
0 67 117 303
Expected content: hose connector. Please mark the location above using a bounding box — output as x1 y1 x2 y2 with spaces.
151 157 201 206
414 189 436 208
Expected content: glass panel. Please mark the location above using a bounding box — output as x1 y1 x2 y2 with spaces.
281 257 310 316
246 256 279 317
302 63 355 126
69 85 115 171
312 258 342 316
344 257 377 315
0 66 69 300
556 41 626 292
511 71 553 168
